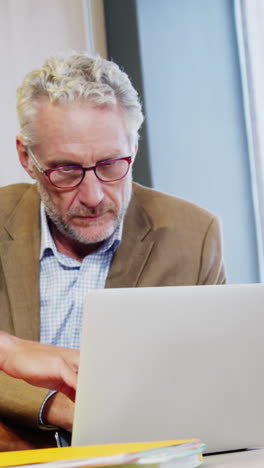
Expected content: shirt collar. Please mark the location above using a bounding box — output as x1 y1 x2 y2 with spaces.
39 202 123 260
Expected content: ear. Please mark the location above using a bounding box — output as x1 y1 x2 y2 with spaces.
16 137 37 180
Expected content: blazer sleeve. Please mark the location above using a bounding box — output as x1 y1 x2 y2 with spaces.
197 216 226 285
0 371 48 428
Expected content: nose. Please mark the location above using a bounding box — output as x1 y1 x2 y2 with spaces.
76 170 104 207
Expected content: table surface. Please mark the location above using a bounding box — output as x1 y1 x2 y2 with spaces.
203 448 264 466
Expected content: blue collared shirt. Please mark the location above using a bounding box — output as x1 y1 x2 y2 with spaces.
39 203 122 349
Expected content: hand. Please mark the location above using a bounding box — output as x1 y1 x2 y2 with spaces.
0 332 79 401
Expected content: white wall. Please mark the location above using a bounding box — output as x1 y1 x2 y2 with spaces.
0 0 106 187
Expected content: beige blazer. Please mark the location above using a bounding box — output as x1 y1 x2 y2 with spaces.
0 182 226 427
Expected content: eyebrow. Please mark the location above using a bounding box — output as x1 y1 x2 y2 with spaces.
46 154 127 168
47 159 82 168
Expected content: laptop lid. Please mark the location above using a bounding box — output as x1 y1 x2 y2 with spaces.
72 284 264 453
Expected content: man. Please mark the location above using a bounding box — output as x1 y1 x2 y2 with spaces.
0 52 225 442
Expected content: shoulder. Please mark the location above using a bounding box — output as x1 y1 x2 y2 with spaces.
127 184 225 285
0 182 33 199
132 183 218 232
0 183 38 220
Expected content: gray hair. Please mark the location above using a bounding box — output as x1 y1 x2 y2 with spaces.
16 52 144 147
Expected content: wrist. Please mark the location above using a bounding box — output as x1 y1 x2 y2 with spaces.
39 390 59 430
42 392 74 432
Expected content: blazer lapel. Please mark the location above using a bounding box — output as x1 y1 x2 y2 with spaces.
106 189 154 288
0 185 40 340
0 184 155 336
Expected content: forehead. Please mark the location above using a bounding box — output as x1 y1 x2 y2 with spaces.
33 99 130 158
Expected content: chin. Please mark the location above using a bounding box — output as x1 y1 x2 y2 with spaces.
67 221 118 245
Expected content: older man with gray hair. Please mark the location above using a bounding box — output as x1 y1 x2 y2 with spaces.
0 52 225 448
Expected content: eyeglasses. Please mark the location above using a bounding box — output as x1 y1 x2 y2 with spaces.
27 148 132 189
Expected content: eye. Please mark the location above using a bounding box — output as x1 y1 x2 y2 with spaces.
99 159 117 167
57 166 81 173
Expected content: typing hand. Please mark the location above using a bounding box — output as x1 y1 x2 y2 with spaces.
0 332 79 401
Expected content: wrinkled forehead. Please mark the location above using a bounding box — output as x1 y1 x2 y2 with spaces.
31 99 133 161
34 98 127 133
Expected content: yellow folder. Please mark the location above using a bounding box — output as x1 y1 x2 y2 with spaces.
0 439 198 467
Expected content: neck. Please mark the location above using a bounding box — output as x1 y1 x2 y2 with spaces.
50 222 103 262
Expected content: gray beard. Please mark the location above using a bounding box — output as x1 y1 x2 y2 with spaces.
36 180 132 245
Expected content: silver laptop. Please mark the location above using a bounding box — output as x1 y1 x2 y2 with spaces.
72 284 264 453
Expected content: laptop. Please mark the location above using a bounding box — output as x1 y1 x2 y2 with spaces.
72 284 264 453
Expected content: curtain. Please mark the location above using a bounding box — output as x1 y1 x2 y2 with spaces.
234 0 264 280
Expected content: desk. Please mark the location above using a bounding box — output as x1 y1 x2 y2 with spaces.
203 449 264 466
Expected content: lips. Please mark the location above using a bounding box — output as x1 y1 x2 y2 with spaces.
71 212 112 224
75 211 108 219
68 206 114 217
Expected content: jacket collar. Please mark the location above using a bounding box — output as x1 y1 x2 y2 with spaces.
0 183 155 339
106 185 154 288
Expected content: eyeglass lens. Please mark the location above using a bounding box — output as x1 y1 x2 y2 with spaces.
49 158 130 188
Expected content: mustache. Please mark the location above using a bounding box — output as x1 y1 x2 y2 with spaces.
67 203 115 218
